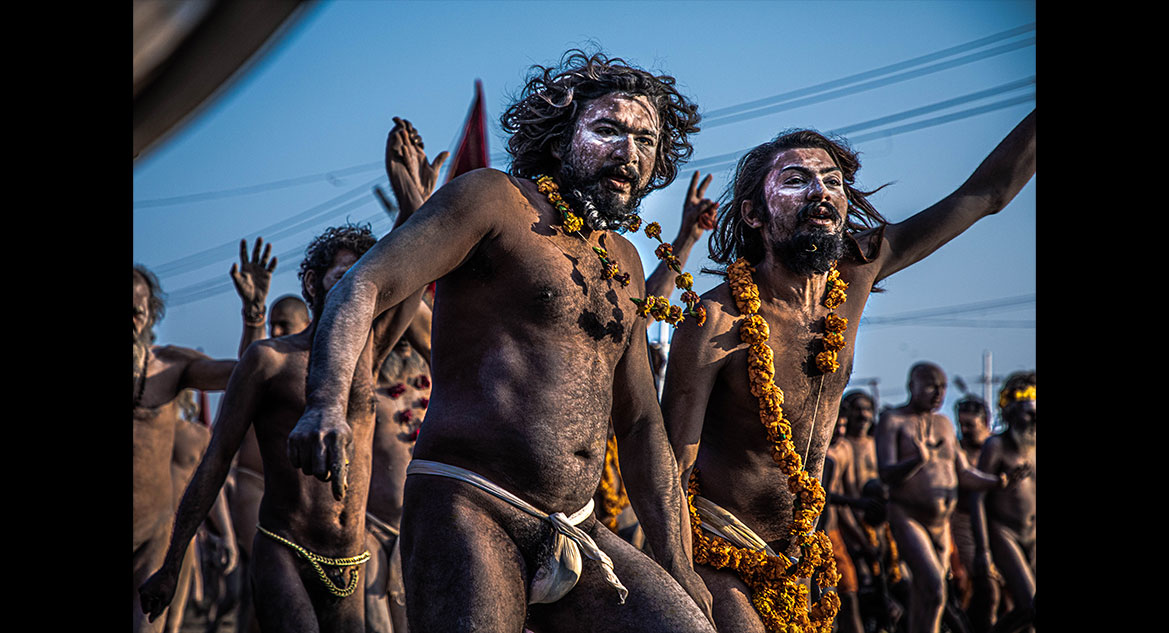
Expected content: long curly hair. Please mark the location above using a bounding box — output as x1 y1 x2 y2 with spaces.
133 264 167 337
501 49 701 194
708 129 890 268
298 223 378 307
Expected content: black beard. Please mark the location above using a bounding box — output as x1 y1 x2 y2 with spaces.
557 157 647 231
772 201 846 275
133 330 151 401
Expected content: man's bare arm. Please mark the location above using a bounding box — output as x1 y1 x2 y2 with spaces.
231 237 277 356
613 289 714 623
969 437 1003 576
956 442 1005 492
873 110 1036 282
139 346 271 621
645 171 718 299
369 118 447 369
288 168 504 498
874 415 927 486
660 296 727 563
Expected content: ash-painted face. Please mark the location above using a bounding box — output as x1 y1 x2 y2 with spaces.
133 273 151 340
749 147 848 244
560 93 660 205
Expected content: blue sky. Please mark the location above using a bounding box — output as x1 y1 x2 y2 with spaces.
133 0 1036 424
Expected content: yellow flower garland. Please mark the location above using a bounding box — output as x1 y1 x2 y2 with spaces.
998 385 1036 410
687 257 851 633
597 434 631 532
533 175 706 328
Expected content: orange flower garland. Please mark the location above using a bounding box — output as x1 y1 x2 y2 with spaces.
630 221 706 327
597 434 630 532
686 257 850 633
536 174 632 287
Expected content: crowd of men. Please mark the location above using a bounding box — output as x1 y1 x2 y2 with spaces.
134 50 1035 633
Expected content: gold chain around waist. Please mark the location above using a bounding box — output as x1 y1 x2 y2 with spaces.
257 525 371 597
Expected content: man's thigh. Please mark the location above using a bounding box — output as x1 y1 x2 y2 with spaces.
694 563 767 633
399 475 530 633
363 529 392 633
887 510 946 596
251 533 365 633
988 524 1035 608
527 522 715 633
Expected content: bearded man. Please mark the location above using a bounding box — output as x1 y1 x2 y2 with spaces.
662 111 1035 633
286 50 715 632
971 372 1036 633
133 240 274 633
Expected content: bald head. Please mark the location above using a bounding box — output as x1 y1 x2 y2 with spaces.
269 295 310 338
907 362 947 413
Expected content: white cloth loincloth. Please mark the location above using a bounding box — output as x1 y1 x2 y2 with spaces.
406 459 628 604
692 494 798 563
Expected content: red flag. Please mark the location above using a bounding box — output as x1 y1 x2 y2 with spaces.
445 79 490 183
431 81 491 299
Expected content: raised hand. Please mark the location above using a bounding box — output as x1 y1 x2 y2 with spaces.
386 117 450 222
680 171 719 241
230 237 277 319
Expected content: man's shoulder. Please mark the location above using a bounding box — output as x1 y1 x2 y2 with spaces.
241 337 303 374
445 167 521 199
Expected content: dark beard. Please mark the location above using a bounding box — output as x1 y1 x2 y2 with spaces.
774 201 846 275
133 330 151 404
557 157 647 232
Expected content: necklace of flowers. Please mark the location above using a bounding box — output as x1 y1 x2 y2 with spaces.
685 257 849 633
534 175 705 328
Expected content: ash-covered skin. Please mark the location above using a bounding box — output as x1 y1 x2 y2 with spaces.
662 111 1035 633
754 148 848 275
555 94 660 231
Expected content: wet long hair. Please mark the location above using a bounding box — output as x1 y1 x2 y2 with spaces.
500 49 701 195
708 129 890 268
298 223 378 308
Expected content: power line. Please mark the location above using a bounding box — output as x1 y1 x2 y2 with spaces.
700 38 1034 130
702 23 1033 120
134 161 384 209
859 294 1034 327
167 208 393 306
135 23 1034 207
156 88 1036 306
686 83 1034 174
151 174 387 277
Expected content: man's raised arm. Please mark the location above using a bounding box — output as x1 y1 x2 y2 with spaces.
645 171 718 299
287 168 503 499
873 109 1036 282
370 117 448 369
231 236 277 356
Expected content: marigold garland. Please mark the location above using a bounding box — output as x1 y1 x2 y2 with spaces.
597 434 630 532
998 385 1036 410
534 175 705 328
684 257 852 633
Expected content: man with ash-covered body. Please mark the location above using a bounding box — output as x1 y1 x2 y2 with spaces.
139 119 440 633
133 240 274 633
287 51 715 632
662 112 1035 632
